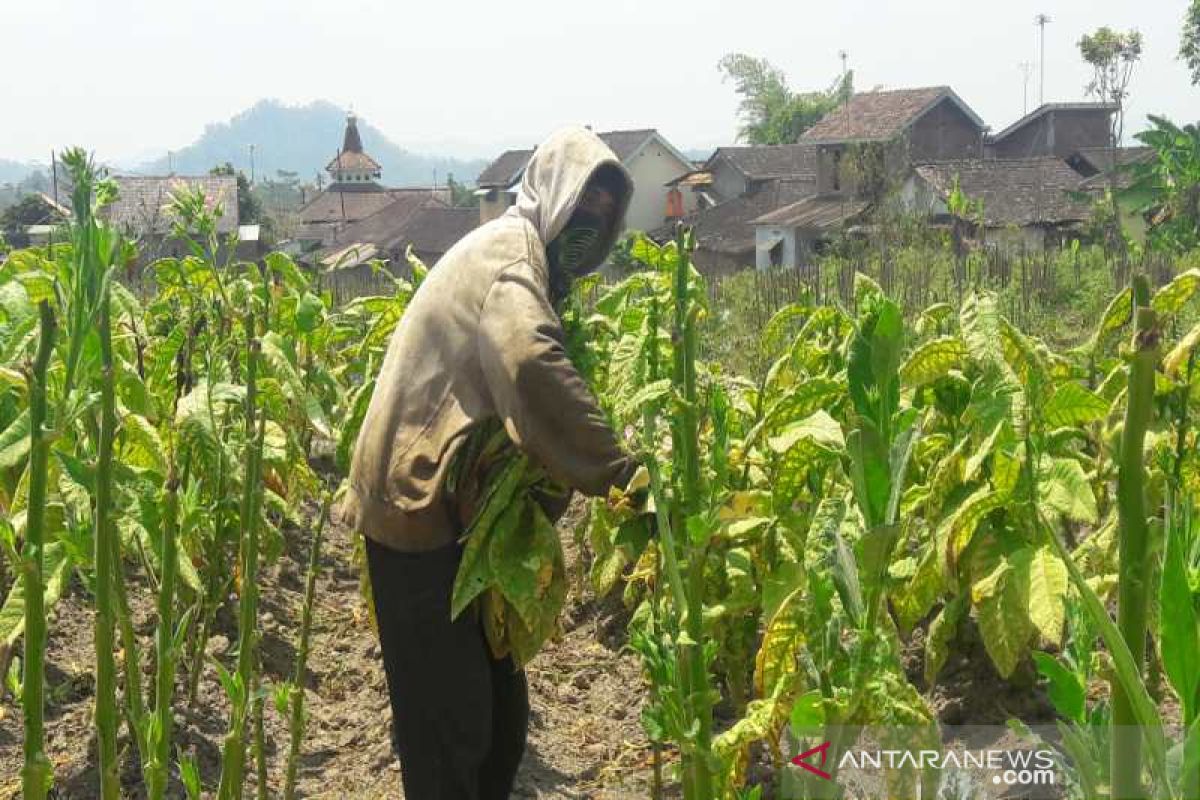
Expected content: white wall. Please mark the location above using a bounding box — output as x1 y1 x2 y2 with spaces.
623 141 695 233
754 225 798 270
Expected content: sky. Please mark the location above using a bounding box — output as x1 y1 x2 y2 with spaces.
3 0 1196 165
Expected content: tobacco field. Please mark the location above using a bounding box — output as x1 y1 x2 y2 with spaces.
0 152 1198 799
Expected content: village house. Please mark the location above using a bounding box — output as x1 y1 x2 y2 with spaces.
474 129 698 231
672 87 1140 272
296 113 450 250
901 157 1091 249
987 102 1116 160
675 87 990 271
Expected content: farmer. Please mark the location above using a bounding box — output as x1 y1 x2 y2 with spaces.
342 126 640 799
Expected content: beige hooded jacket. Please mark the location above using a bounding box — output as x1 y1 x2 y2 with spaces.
342 127 638 551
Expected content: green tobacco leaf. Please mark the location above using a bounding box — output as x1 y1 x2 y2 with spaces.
972 550 1034 679
1091 287 1133 351
941 487 1004 573
295 291 325 333
1021 545 1068 645
900 336 967 388
0 408 31 470
894 544 943 634
768 410 844 457
616 378 672 419
261 332 332 439
925 595 965 685
746 377 844 446
761 302 811 355
1042 517 1171 791
1042 382 1109 427
754 585 804 697
1151 268 1200 316
1161 521 1200 725
1038 456 1098 525
1163 322 1200 378
960 292 1005 369
1033 652 1086 723
336 377 375 473
488 502 565 638
0 541 71 647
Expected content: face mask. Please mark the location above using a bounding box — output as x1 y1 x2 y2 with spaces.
550 209 607 276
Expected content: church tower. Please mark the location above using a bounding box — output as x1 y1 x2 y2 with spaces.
325 113 383 190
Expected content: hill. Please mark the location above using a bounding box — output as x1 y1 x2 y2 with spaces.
135 99 488 187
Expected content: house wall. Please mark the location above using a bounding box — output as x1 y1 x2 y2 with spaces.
991 109 1112 159
906 101 984 161
479 189 516 225
623 141 696 233
754 225 799 270
709 155 751 202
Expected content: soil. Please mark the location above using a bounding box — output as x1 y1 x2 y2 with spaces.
0 493 1169 799
0 496 658 799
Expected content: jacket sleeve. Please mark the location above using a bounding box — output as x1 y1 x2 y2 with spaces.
478 263 636 497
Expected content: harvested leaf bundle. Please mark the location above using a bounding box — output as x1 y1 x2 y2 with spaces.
448 423 569 666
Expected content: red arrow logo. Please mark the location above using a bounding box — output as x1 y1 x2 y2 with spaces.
791 740 833 780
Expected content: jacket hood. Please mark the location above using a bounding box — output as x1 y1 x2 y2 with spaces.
504 126 634 274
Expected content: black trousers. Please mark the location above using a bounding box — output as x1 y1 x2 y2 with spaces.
365 535 530 800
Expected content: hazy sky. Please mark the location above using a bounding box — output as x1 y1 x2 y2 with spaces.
3 0 1196 165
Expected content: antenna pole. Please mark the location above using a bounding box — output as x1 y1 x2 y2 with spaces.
1018 61 1034 115
1035 14 1052 106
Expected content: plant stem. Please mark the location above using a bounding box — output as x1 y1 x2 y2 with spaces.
218 308 268 800
94 282 121 800
284 491 333 800
671 227 713 799
1112 275 1159 800
21 301 56 800
146 464 181 799
254 691 268 800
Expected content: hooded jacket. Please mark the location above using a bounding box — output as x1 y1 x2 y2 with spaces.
342 127 638 551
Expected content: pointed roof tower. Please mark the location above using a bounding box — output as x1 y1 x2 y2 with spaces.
326 112 383 190
342 112 365 153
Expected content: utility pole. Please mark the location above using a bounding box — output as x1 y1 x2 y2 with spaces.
1019 62 1034 115
1035 13 1052 106
167 150 174 175
838 50 850 136
249 144 256 185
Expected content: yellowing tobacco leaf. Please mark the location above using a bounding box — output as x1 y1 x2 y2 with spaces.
899 336 967 388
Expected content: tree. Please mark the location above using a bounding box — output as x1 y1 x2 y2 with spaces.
717 53 852 145
1182 0 1200 86
1122 115 1200 252
1077 27 1143 146
446 173 480 209
209 163 264 225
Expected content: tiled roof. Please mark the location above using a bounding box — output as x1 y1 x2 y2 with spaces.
1068 146 1154 178
915 158 1089 227
990 102 1117 144
299 187 450 229
707 144 818 180
401 206 478 257
104 175 238 235
801 86 983 143
596 129 657 160
325 150 382 173
476 129 674 188
315 198 476 263
651 177 816 255
476 148 534 188
751 195 870 229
